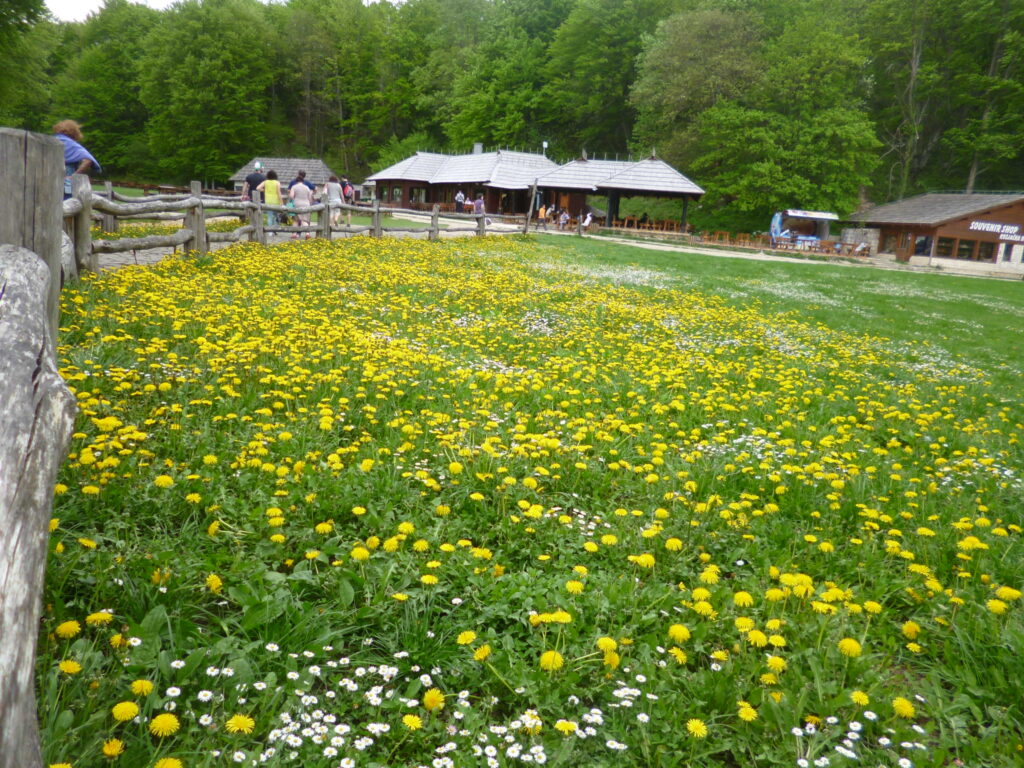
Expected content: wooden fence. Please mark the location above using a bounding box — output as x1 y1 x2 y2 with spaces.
0 128 78 768
61 178 498 272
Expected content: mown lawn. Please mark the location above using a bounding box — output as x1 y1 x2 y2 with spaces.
44 235 1023 768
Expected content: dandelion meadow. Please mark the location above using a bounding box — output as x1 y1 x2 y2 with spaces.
44 237 1023 767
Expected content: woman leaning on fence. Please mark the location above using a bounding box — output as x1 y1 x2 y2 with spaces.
53 120 101 200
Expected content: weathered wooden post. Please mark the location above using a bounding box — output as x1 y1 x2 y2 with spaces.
71 174 95 274
185 180 207 254
320 202 332 241
476 212 486 237
250 189 264 244
429 204 440 241
101 181 118 233
523 180 538 235
0 244 78 768
0 128 63 341
372 199 382 238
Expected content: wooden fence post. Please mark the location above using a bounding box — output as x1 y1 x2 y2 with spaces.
372 199 382 238
250 189 264 244
186 180 207 254
0 244 78 768
320 203 332 241
102 181 118 233
0 128 63 342
429 204 440 241
71 174 95 275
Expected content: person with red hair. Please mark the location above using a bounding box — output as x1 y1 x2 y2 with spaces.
53 120 101 199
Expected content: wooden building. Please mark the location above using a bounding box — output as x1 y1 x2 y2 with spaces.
367 147 704 223
229 157 339 191
535 156 704 228
366 148 558 213
854 193 1024 272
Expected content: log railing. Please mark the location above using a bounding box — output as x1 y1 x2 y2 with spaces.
60 180 496 271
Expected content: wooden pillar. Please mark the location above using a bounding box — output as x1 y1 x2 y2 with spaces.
186 180 207 254
523 180 538 235
70 175 95 276
102 181 118 233
680 197 690 233
250 189 264 244
605 190 619 227
0 128 64 342
429 204 440 241
372 199 382 238
0 244 78 768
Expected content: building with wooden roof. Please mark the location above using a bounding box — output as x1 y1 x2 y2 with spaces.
229 157 339 190
853 193 1024 274
367 147 558 214
367 146 704 225
535 156 704 226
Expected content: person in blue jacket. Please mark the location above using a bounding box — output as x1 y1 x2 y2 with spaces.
53 120 101 199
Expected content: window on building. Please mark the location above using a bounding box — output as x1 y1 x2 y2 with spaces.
392 186 402 203
882 234 897 253
1003 243 1015 262
956 239 977 260
976 241 996 262
935 237 955 257
410 187 426 204
913 236 932 256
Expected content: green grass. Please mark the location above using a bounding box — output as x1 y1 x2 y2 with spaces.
539 235 1024 392
42 235 1024 768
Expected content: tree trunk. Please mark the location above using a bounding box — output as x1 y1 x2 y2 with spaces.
0 245 78 768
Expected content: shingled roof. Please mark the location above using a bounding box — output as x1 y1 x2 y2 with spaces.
230 157 339 186
594 156 704 196
855 193 1024 226
367 150 558 190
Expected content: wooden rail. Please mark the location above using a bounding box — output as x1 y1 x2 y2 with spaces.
60 181 496 269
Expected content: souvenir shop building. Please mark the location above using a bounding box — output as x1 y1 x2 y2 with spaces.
854 193 1024 274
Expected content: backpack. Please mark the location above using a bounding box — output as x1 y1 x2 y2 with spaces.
342 183 354 200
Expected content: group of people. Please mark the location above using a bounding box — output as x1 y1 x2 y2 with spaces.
453 189 487 215
534 204 593 232
242 164 356 234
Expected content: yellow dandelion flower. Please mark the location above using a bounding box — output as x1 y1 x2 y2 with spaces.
153 759 183 768
733 591 754 607
402 713 423 730
850 690 869 706
668 647 687 664
86 611 114 626
902 621 921 639
102 738 125 757
421 574 439 585
686 718 708 738
131 679 154 696
55 620 81 639
225 714 255 734
149 713 180 737
473 644 492 661
59 660 82 674
422 688 445 711
153 475 174 488
987 599 1008 615
837 638 862 658
205 573 223 594
668 624 691 643
738 705 758 722
457 630 477 645
554 719 578 735
111 701 140 722
892 697 916 718
747 630 768 647
539 650 564 671
596 637 617 652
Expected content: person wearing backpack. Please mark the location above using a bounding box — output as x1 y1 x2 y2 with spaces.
454 188 466 213
341 176 355 226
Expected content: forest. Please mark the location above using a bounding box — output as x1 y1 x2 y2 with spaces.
1 0 1023 230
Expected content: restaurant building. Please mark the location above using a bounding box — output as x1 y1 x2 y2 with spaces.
853 193 1024 274
367 146 704 226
